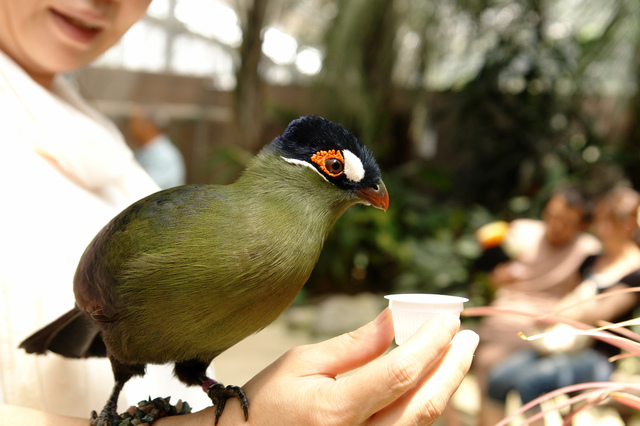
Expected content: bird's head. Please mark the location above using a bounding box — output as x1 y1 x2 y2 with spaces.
266 115 389 211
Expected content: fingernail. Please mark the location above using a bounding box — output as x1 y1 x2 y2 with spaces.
452 329 479 348
373 308 390 325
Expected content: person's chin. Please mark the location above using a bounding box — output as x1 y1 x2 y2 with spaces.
31 46 94 75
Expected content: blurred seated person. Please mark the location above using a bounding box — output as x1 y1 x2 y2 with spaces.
486 186 640 419
128 106 186 189
473 186 602 426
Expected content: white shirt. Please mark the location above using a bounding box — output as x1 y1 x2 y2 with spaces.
0 50 210 417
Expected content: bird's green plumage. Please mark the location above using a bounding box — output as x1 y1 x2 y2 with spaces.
75 146 360 364
19 115 388 426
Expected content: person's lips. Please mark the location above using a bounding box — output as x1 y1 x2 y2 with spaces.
49 8 104 44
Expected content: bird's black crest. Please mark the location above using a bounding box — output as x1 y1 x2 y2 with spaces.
269 115 381 191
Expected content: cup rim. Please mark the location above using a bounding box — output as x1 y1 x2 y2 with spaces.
385 293 468 303
385 293 468 313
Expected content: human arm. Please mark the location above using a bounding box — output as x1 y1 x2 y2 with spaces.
487 218 600 291
2 309 477 426
489 242 598 292
529 281 638 355
559 283 638 325
0 405 89 426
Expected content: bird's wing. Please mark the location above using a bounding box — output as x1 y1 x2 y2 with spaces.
74 185 226 323
73 215 132 323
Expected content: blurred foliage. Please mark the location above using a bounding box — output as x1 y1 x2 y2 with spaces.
220 0 640 303
307 160 496 305
207 145 254 184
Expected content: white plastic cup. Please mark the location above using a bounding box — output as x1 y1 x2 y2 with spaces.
385 294 468 344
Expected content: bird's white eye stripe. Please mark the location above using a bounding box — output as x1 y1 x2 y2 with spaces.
343 150 365 182
282 157 329 182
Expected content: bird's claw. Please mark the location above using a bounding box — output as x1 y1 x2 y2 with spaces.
205 382 249 425
90 408 118 426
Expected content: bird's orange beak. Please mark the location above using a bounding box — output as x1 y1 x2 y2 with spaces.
357 179 389 211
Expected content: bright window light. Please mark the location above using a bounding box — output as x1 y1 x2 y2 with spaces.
174 0 242 46
296 47 323 75
262 27 298 65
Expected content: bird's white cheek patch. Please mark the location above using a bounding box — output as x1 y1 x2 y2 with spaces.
343 150 365 182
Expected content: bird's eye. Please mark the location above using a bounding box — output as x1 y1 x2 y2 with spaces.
311 149 345 177
325 158 344 175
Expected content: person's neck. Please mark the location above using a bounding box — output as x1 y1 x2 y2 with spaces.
29 70 55 89
0 48 55 89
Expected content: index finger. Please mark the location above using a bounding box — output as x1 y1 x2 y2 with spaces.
370 329 479 425
336 314 461 421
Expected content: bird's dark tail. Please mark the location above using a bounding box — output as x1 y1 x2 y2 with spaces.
19 307 106 358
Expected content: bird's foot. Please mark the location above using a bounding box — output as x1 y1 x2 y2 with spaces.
89 407 118 426
202 379 249 425
90 397 191 425
97 396 191 425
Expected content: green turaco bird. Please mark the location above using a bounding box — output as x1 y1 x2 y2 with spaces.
20 115 389 426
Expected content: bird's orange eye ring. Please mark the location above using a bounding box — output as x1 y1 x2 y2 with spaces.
311 150 344 177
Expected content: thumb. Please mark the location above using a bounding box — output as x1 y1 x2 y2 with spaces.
309 308 395 376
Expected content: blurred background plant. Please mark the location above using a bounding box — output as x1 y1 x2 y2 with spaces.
78 0 640 305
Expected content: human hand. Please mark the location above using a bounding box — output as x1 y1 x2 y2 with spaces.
174 308 477 426
489 261 525 287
